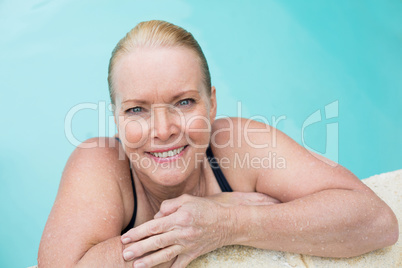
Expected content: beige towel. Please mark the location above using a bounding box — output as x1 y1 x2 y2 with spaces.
189 169 402 268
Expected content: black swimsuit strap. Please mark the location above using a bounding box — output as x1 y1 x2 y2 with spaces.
116 137 138 235
206 146 233 192
121 166 137 234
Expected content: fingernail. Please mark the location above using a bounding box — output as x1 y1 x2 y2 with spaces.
134 262 146 268
122 237 131 244
123 251 134 260
154 211 162 218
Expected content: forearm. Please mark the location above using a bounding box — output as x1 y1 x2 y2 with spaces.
76 236 132 267
228 189 398 257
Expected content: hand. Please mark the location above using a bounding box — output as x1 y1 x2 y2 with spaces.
122 240 176 268
121 194 234 268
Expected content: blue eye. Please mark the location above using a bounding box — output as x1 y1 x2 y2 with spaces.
178 98 194 106
127 107 142 113
180 99 189 105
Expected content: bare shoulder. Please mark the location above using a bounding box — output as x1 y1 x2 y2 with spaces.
210 117 273 191
38 137 133 266
210 117 367 201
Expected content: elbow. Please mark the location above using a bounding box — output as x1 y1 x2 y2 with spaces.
37 240 83 268
344 205 399 258
384 210 399 247
373 204 399 249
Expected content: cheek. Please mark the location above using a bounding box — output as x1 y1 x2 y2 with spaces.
185 112 211 145
118 118 149 148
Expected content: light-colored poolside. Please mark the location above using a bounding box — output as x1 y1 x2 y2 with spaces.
188 169 402 267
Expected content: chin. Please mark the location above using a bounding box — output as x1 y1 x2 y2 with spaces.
152 171 188 187
150 167 188 187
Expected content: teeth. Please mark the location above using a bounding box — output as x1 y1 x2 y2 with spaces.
150 146 185 158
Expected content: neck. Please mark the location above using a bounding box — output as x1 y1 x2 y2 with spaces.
133 160 208 214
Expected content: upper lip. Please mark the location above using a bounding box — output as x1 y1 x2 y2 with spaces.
147 145 187 153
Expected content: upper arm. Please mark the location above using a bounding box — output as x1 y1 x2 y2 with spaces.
38 137 132 266
212 117 369 202
253 124 369 202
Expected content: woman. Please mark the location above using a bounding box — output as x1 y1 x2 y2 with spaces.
38 20 398 267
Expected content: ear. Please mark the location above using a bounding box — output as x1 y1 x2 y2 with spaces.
209 86 217 124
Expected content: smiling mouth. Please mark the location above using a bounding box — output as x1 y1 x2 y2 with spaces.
148 145 187 158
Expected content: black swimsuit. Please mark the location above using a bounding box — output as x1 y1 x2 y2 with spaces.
120 145 232 234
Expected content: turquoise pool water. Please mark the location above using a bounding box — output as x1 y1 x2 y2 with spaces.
1 1 401 267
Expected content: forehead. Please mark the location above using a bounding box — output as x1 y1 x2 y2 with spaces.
112 46 204 103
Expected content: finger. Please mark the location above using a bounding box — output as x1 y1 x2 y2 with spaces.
171 254 193 268
123 232 176 261
121 215 175 244
133 245 183 268
155 194 193 219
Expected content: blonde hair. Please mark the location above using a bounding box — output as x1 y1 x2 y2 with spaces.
107 20 211 104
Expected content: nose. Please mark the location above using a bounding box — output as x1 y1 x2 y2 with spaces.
151 105 181 142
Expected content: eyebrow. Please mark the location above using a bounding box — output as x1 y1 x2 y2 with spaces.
121 89 200 105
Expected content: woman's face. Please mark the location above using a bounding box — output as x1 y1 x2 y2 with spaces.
112 46 216 186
